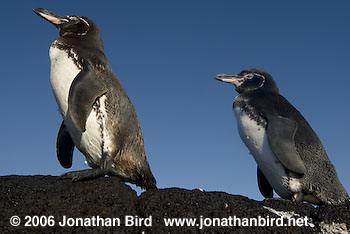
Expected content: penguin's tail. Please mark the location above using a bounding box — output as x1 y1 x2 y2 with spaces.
139 169 157 190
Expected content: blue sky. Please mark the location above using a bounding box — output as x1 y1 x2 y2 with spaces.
1 1 349 201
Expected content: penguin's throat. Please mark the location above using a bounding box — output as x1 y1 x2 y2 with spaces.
234 99 266 128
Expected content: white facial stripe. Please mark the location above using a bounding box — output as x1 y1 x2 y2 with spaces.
253 73 265 79
60 16 90 36
78 17 90 27
75 17 90 36
253 73 266 89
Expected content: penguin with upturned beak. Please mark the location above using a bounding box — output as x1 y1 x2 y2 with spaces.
33 8 156 190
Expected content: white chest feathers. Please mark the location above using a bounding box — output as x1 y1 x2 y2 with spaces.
233 107 300 198
64 95 111 167
49 45 81 117
48 45 111 168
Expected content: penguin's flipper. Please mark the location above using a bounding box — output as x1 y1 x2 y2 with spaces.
257 166 274 198
266 114 306 174
56 121 75 168
68 60 108 132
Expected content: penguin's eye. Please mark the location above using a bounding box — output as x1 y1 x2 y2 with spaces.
244 73 254 79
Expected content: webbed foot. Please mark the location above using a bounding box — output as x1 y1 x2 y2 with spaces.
60 155 113 182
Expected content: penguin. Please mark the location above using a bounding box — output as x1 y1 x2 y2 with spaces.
215 69 349 205
33 8 156 190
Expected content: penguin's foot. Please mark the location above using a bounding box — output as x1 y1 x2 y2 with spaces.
60 168 105 181
264 197 285 202
60 154 113 182
264 197 302 204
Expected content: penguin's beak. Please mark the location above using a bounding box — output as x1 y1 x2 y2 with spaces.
215 74 244 86
33 8 70 26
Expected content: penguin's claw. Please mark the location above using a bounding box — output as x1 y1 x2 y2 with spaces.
292 193 304 203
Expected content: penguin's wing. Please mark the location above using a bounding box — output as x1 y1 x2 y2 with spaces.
68 61 108 132
266 114 306 174
257 166 273 198
56 121 74 168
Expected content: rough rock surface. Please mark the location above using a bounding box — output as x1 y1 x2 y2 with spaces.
1 175 349 233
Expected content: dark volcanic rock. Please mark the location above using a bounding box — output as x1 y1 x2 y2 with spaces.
138 188 316 234
1 176 139 233
1 176 349 234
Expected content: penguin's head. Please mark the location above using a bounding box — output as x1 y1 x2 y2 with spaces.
215 69 279 94
33 8 103 50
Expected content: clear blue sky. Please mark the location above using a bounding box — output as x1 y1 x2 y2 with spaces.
1 1 349 201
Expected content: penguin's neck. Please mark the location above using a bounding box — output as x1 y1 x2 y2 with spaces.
234 94 266 128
